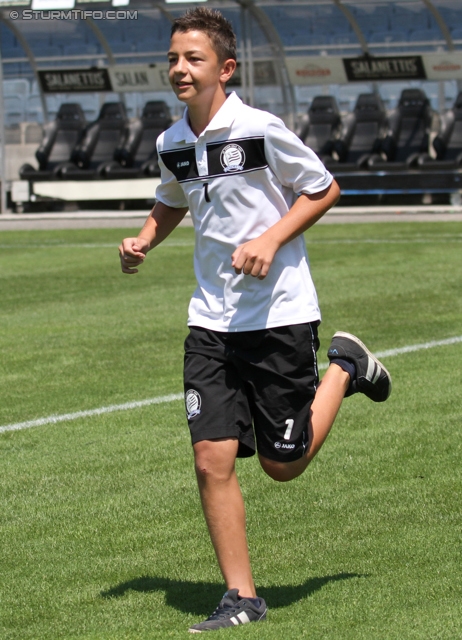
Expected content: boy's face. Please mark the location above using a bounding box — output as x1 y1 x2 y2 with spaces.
168 30 235 108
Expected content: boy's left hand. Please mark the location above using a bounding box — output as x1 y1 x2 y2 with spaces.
231 236 279 280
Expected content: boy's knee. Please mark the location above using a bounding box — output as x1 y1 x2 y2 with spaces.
194 460 234 485
194 446 219 479
259 455 308 482
193 438 238 484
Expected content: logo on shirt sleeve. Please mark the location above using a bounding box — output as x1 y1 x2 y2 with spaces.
220 144 246 172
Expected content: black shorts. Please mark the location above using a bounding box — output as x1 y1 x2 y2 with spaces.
183 322 320 462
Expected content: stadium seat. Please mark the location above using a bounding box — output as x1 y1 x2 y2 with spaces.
407 27 443 51
59 102 129 180
19 103 86 181
368 89 432 169
351 5 393 32
337 83 372 112
327 93 387 171
450 27 462 41
390 7 430 32
379 82 408 110
418 91 462 170
102 101 172 179
290 34 311 47
107 40 137 60
436 6 461 27
74 94 100 122
368 30 410 55
62 42 100 57
298 96 342 161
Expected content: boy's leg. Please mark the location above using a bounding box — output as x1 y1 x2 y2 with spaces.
184 328 268 633
259 331 392 482
259 363 349 481
189 436 268 633
193 437 256 598
304 363 350 463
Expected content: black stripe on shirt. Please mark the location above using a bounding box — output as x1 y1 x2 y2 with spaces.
159 137 268 183
159 145 198 182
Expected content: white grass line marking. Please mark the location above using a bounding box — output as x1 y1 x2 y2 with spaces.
309 236 462 245
0 241 195 250
1 237 462 251
1 336 461 435
0 394 183 434
317 335 462 371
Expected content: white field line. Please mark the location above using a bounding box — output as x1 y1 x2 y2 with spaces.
0 394 183 434
308 237 462 244
317 335 462 371
1 236 462 251
1 335 461 435
0 241 195 249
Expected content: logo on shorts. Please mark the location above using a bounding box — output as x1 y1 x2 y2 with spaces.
274 441 296 451
220 144 246 172
185 389 202 419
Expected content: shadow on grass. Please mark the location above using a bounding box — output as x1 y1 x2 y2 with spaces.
100 572 364 615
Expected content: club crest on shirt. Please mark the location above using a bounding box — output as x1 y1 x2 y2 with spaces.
220 144 246 172
185 389 202 419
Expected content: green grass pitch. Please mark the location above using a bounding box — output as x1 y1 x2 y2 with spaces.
0 221 461 639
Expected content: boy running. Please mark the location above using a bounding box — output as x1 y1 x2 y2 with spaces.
119 8 391 634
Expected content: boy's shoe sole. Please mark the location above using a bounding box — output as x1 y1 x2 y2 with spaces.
189 589 267 633
327 331 392 402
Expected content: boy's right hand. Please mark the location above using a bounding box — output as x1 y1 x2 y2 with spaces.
119 237 150 274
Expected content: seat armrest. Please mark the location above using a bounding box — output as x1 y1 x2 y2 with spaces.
54 161 78 178
405 152 420 167
367 153 385 167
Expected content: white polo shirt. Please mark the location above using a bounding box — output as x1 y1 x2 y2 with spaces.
155 91 333 332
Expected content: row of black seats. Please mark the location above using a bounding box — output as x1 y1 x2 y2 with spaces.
20 101 172 181
299 88 462 172
21 88 462 183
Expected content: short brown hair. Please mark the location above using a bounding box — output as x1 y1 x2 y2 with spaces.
171 7 237 62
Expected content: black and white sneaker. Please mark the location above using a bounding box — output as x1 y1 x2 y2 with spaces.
189 589 267 633
327 331 392 402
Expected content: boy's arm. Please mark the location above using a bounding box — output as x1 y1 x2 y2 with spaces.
119 201 188 274
232 179 340 280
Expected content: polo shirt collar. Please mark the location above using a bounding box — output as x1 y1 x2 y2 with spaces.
173 91 242 143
